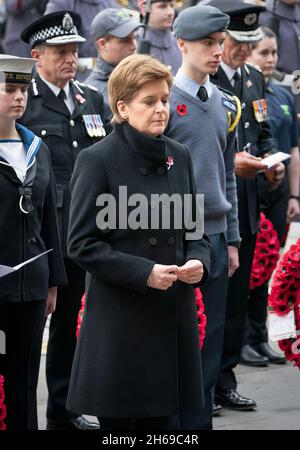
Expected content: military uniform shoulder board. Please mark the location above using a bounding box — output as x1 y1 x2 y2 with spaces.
31 78 39 96
245 63 262 74
72 79 98 92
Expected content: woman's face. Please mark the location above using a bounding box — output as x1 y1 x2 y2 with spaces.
118 79 170 138
0 83 28 120
248 36 278 80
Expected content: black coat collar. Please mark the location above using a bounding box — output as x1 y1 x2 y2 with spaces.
115 122 167 167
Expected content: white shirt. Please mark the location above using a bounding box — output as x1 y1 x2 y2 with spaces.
40 75 75 114
0 140 27 182
220 61 241 87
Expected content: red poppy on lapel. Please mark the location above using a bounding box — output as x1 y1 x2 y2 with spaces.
176 104 188 116
75 93 86 104
166 156 174 170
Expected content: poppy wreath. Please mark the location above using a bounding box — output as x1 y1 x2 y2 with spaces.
195 288 206 349
76 293 86 339
250 213 280 290
0 375 6 430
268 238 300 369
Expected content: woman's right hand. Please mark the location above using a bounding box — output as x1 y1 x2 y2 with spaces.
147 264 178 290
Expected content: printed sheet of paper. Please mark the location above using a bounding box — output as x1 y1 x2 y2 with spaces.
0 249 52 278
268 309 296 341
261 152 291 169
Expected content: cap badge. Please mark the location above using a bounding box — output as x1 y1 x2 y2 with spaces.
62 13 73 31
244 13 257 26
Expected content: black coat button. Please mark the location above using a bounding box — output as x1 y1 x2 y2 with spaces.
139 167 148 176
167 237 176 246
156 166 165 175
149 237 158 246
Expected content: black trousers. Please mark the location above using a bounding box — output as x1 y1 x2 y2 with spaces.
173 234 228 430
245 177 289 345
98 417 169 431
216 233 256 392
46 258 85 419
0 300 46 430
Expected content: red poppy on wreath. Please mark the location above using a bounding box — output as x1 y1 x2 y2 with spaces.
0 375 6 430
176 104 188 116
76 294 86 338
250 213 280 290
268 238 300 370
195 288 206 349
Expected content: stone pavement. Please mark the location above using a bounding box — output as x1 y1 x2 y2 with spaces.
37 223 300 431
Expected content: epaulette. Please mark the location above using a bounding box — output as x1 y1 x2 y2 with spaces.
31 78 39 96
245 63 262 74
72 79 98 93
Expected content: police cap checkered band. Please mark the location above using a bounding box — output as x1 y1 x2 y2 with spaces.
21 11 86 47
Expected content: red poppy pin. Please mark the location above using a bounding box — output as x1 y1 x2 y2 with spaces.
75 93 86 104
166 156 174 170
176 104 188 116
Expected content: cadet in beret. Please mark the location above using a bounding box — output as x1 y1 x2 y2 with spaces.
208 0 285 412
137 0 182 74
0 55 66 430
19 11 107 431
166 4 240 429
85 8 142 119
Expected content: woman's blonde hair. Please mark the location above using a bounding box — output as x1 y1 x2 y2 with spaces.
108 54 173 124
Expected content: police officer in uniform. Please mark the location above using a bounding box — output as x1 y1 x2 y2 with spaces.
19 11 106 430
208 0 285 411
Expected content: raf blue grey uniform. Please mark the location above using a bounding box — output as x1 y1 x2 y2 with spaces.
208 0 280 411
166 5 240 430
19 11 106 430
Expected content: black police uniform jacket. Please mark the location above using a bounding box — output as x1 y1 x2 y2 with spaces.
19 75 106 255
0 124 66 304
66 122 211 418
211 64 278 235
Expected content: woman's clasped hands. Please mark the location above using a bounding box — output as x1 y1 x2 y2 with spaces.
147 260 204 290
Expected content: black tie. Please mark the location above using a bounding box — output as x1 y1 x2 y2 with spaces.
197 85 209 102
233 71 242 97
58 89 66 102
57 89 70 114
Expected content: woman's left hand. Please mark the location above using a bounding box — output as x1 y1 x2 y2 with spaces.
177 259 204 284
45 286 57 317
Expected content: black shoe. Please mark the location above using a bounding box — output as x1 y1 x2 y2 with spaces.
215 389 257 411
254 342 286 365
240 344 269 367
212 403 223 417
46 415 100 430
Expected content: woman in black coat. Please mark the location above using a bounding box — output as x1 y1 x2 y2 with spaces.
67 54 210 430
0 55 66 430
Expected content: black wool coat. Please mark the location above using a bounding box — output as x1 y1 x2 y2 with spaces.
66 122 211 418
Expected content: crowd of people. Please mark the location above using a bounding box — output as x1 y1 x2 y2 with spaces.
0 0 299 431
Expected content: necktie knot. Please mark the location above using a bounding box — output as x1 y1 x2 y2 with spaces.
58 89 66 101
197 85 208 102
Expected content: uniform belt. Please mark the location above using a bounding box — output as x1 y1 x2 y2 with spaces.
77 58 96 72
